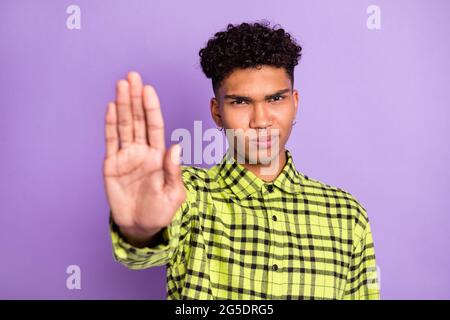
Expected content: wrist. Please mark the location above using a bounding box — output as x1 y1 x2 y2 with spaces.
119 225 163 248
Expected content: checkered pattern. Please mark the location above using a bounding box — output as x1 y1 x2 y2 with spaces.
109 149 380 299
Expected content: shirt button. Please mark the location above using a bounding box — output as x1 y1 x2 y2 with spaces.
272 264 278 271
272 215 277 221
266 184 274 193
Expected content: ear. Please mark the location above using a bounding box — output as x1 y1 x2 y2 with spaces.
292 88 299 118
210 97 223 127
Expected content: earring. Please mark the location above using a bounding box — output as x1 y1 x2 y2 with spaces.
292 120 297 126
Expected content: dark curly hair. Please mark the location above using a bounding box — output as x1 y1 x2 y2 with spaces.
199 21 302 94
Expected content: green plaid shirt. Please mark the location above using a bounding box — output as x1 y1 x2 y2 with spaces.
109 149 380 300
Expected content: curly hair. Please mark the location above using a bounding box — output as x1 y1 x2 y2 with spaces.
199 20 302 94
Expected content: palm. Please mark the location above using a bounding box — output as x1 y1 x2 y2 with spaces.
104 144 160 181
103 72 185 242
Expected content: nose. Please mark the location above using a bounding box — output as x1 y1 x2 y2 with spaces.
250 102 272 130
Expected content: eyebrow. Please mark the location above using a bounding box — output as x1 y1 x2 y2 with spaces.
224 88 291 101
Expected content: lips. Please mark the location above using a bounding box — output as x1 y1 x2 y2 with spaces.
256 139 271 148
250 135 275 148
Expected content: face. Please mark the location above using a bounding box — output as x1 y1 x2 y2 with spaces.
210 65 299 166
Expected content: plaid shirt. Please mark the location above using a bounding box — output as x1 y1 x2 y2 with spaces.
109 149 380 300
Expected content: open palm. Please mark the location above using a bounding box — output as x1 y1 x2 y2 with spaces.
103 72 186 246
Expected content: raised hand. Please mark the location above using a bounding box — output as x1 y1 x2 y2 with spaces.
103 72 186 247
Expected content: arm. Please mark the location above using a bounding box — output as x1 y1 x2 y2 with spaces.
103 72 187 269
342 214 380 300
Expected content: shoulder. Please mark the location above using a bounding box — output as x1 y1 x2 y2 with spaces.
301 175 370 237
180 165 211 190
181 165 207 179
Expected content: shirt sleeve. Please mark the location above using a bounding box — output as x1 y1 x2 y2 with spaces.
109 166 195 270
342 209 381 300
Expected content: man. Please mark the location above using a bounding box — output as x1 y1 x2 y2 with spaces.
104 21 380 299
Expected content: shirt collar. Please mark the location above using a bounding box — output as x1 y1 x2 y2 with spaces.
217 149 305 200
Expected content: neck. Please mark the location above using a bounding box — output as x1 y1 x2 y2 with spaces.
240 148 287 183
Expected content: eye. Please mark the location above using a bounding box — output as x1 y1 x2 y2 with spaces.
231 99 247 105
269 95 285 103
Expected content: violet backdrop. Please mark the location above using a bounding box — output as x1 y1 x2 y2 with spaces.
1 0 449 299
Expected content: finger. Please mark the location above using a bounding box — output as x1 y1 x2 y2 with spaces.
116 80 133 148
127 71 147 144
142 85 165 150
105 102 119 158
163 144 183 188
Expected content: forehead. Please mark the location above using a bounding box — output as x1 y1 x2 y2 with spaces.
219 65 291 97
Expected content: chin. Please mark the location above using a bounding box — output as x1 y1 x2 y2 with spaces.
243 144 282 166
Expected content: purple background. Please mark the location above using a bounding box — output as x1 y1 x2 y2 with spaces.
1 0 449 299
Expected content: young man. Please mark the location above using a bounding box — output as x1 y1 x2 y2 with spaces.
104 21 380 300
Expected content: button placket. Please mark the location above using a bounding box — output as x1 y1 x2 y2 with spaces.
262 184 283 290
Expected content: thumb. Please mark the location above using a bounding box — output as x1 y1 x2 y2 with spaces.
163 144 183 188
